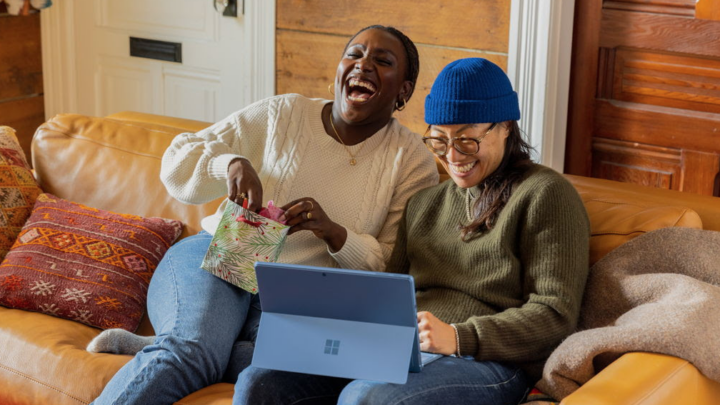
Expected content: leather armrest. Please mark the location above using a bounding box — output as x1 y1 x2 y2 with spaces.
561 352 720 405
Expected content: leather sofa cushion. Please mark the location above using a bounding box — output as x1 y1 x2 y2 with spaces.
0 306 132 405
578 191 702 265
0 306 238 405
32 114 222 240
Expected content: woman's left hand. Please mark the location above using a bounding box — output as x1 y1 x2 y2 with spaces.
280 198 348 252
417 311 458 356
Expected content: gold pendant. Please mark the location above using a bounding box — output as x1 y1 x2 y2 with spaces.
350 158 357 166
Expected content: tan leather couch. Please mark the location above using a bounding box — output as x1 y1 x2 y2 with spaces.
0 112 718 405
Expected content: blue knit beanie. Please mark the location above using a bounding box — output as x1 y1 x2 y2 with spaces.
425 58 520 125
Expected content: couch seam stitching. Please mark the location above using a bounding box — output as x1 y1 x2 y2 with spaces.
633 360 689 405
0 362 88 404
37 130 165 160
671 209 691 227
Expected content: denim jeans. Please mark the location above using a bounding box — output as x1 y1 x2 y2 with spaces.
91 232 260 405
234 357 529 405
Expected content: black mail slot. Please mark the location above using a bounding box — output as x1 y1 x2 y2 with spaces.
130 37 182 63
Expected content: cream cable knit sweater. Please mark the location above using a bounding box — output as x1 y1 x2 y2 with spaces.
160 94 438 271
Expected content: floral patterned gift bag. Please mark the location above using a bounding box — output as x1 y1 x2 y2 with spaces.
201 200 289 293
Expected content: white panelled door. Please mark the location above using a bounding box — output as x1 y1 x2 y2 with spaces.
64 0 273 122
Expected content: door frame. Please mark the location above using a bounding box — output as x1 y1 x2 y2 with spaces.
508 0 576 172
40 0 276 119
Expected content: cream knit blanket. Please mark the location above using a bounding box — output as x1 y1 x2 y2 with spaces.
536 227 720 400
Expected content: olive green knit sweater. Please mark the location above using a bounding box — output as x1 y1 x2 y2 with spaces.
387 164 590 382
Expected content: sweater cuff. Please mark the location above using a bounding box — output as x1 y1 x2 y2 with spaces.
455 322 480 358
328 228 366 269
208 153 245 180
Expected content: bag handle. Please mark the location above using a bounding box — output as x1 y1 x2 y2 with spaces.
237 215 263 227
237 198 263 227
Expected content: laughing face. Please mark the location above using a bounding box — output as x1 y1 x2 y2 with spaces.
334 28 413 126
430 123 510 189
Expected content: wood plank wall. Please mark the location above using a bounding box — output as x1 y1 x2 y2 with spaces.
0 11 44 165
276 0 511 135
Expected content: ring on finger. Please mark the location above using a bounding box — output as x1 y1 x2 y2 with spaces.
307 200 314 211
307 212 313 220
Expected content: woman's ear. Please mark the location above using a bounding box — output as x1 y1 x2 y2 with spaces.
500 121 511 139
399 81 414 103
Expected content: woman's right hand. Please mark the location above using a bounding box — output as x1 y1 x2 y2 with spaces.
227 157 263 212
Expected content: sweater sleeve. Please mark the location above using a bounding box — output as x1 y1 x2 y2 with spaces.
329 140 438 271
160 98 271 205
455 176 590 363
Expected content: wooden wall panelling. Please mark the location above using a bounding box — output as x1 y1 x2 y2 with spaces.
600 10 720 59
0 12 44 164
594 100 720 153
592 138 682 190
696 0 720 21
0 14 43 100
276 30 507 135
603 0 695 17
680 150 720 195
564 0 604 176
0 96 45 161
276 0 509 53
612 48 720 114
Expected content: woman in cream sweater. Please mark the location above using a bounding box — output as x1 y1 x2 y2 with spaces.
89 25 438 405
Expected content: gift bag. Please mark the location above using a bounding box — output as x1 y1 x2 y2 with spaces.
201 200 289 293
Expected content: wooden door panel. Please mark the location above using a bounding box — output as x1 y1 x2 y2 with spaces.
696 0 720 21
592 138 682 190
611 49 720 114
681 150 720 195
594 100 720 153
600 10 720 58
604 0 695 17
566 0 720 196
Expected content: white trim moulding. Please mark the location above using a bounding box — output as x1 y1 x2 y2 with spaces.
508 0 575 172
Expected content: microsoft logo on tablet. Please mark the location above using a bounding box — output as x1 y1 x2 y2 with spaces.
324 339 340 355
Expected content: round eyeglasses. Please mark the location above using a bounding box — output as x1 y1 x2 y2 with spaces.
422 123 497 156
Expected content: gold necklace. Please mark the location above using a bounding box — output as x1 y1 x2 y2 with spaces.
329 113 366 166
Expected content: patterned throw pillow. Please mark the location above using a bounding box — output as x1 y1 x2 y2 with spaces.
0 126 43 260
0 193 183 331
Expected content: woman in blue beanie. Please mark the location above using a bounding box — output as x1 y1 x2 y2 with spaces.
236 58 590 404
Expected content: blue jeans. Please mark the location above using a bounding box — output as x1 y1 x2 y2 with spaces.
234 357 529 405
92 232 260 405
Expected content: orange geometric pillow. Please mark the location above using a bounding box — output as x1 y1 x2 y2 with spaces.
0 126 43 260
0 194 183 331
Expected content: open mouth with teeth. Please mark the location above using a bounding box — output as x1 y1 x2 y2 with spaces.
346 78 377 103
449 161 478 175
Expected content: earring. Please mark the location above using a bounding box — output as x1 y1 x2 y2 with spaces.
328 83 335 95
395 98 407 111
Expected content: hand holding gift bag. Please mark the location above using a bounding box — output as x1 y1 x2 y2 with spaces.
201 200 289 293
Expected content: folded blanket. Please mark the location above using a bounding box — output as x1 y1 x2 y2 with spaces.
536 227 720 400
